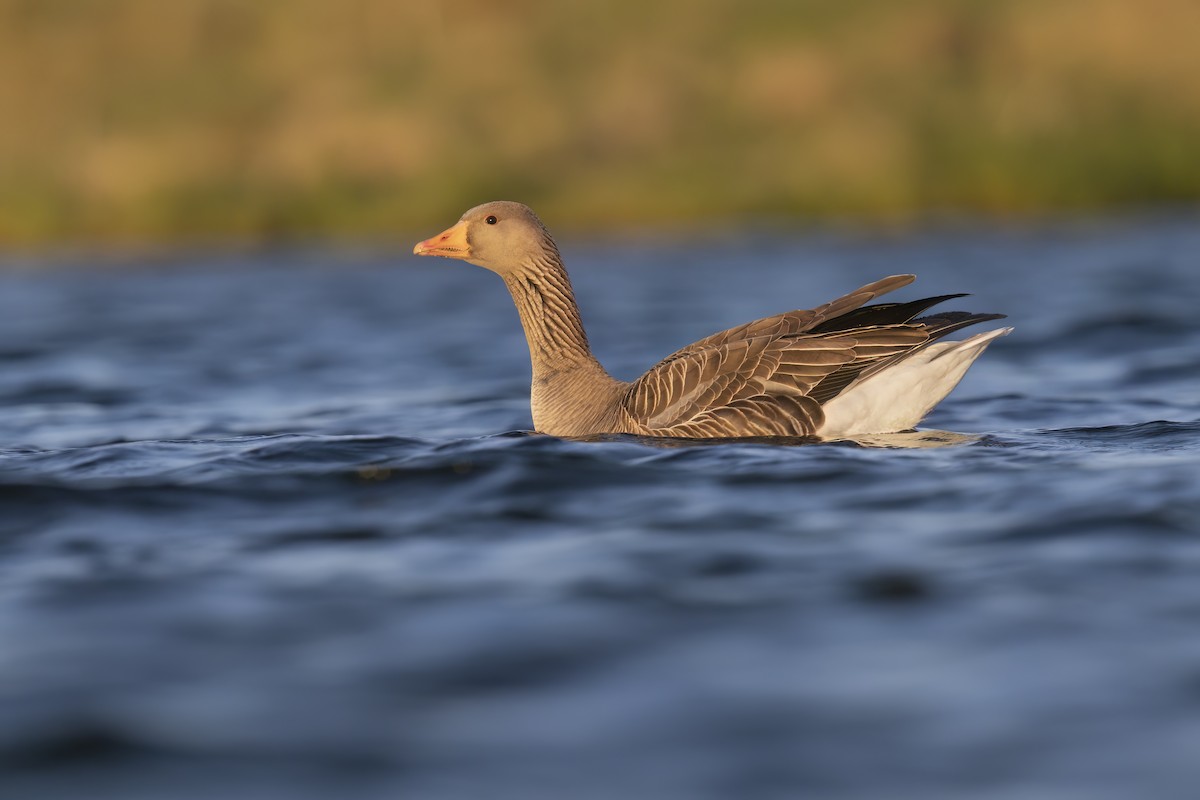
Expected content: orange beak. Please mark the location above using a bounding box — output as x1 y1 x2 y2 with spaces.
413 220 471 259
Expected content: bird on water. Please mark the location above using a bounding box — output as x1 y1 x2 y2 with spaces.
414 201 1010 440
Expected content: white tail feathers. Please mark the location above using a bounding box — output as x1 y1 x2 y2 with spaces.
817 327 1012 438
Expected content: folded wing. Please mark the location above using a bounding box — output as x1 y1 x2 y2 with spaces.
621 275 1004 438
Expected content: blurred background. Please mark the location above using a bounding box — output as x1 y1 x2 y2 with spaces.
2 0 1199 247
4 4 1200 800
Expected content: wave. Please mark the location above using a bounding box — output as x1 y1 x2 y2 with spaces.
2 418 1196 493
1036 419 1200 448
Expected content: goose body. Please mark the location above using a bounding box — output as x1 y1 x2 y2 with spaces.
414 201 1010 439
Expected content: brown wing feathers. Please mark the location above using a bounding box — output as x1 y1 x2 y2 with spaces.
624 275 1003 436
653 274 916 366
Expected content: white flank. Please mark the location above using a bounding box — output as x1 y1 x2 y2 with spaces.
817 327 1013 438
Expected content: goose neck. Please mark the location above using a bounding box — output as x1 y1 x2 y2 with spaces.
503 254 603 377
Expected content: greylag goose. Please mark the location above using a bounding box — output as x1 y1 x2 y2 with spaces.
414 201 1010 439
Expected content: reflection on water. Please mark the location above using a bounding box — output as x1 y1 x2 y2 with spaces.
838 429 981 448
587 428 979 449
1 217 1200 800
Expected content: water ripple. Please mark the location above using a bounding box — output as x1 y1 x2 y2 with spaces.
2 222 1200 800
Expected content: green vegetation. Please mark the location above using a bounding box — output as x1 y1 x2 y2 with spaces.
1 0 1198 245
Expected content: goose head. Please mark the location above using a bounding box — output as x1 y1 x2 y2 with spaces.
413 201 558 275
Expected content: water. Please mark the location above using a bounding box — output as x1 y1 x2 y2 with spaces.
1 215 1198 799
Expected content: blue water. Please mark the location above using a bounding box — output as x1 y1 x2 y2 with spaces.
2 215 1198 799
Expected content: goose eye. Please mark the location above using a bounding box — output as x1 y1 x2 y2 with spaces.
485 215 498 225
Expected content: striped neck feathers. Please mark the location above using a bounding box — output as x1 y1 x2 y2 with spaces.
502 249 599 374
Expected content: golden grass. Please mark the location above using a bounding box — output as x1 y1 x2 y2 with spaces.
1 0 1198 245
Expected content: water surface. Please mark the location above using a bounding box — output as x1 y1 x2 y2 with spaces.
2 216 1199 799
